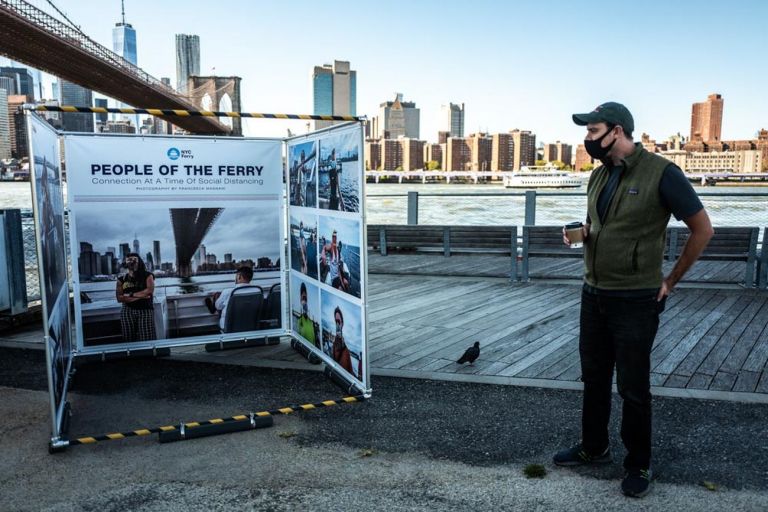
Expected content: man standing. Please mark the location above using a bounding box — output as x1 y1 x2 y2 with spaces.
554 102 713 498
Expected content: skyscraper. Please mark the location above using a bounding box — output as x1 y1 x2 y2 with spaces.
0 67 36 100
112 1 137 65
377 93 420 139
153 241 161 268
441 103 465 138
112 1 138 124
690 93 724 142
58 81 94 132
133 234 140 255
312 60 357 128
0 89 11 159
176 34 200 93
94 98 108 128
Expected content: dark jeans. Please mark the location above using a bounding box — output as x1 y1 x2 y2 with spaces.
579 289 665 470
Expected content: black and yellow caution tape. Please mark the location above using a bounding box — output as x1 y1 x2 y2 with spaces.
30 105 362 122
67 395 364 446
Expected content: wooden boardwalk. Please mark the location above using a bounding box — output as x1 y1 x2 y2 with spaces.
175 272 768 396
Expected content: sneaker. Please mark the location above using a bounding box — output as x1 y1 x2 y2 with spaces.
553 443 612 466
622 468 653 498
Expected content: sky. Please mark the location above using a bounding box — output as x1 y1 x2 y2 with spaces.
14 0 768 147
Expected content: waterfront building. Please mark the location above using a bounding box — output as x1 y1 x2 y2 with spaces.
437 131 450 144
574 144 593 171
440 102 465 137
312 60 356 129
510 129 536 170
101 120 136 134
401 138 425 171
690 93 723 142
491 133 514 172
543 141 573 166
381 139 403 170
445 137 471 171
94 98 109 126
661 149 762 173
153 241 161 269
175 34 200 93
7 94 29 158
467 133 492 172
365 140 381 170
375 93 420 140
424 143 444 170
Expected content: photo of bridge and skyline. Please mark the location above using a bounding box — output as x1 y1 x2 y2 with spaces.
74 204 281 281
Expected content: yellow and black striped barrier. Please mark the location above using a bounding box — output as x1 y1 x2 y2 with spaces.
66 395 364 447
31 105 363 122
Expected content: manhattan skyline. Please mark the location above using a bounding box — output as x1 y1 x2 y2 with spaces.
17 0 768 146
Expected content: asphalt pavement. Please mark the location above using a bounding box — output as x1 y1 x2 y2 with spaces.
0 346 766 511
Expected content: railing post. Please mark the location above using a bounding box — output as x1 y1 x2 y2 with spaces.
407 191 419 225
0 209 28 315
524 190 536 225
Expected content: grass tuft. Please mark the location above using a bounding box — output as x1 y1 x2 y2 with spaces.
523 464 547 479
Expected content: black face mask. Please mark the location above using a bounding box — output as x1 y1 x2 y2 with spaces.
584 128 616 160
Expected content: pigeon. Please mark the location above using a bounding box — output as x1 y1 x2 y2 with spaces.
456 341 480 365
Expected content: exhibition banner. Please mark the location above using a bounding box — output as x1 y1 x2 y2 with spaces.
287 122 368 391
27 113 73 436
64 134 284 351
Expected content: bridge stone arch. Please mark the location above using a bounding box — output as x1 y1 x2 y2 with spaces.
187 76 242 136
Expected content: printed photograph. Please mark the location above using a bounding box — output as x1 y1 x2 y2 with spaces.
321 289 364 382
288 140 317 208
290 211 318 280
318 129 361 212
31 130 67 318
72 204 282 346
318 216 361 299
47 286 72 409
290 273 320 350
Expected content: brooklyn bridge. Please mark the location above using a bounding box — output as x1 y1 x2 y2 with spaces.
170 208 223 277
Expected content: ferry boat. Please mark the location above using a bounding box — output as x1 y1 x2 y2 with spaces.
503 167 584 189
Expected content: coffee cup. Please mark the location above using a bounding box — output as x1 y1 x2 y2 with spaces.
565 221 584 248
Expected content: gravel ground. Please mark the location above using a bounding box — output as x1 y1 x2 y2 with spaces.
0 347 767 511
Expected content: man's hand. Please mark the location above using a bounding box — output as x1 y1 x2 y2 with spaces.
656 278 672 301
562 224 590 246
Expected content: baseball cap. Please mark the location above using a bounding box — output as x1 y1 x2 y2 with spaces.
572 102 634 134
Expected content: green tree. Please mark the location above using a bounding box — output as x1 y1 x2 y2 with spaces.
580 163 595 172
552 160 566 170
535 159 547 167
395 166 403 171
426 160 441 170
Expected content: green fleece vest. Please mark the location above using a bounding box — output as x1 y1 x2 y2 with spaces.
584 144 671 289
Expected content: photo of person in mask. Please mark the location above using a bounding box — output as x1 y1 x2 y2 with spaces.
296 282 318 347
331 306 353 374
116 253 156 342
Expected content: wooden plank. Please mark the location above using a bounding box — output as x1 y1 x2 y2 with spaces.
756 371 768 394
650 291 722 365
709 371 737 391
653 295 740 375
686 373 713 390
498 333 576 377
672 295 753 377
515 338 579 379
732 370 761 393
719 297 768 374
663 374 690 388
697 297 765 376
